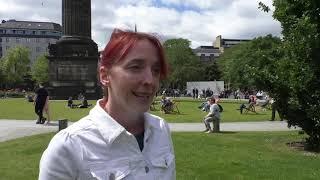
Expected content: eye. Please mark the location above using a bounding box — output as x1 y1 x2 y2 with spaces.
127 64 144 72
152 66 161 75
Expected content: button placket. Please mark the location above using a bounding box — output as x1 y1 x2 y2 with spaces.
145 166 149 173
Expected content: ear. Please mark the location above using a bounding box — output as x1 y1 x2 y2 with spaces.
99 66 110 87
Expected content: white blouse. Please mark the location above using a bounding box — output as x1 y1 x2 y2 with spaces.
39 100 176 180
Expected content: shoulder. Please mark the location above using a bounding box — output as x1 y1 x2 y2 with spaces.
145 113 171 132
46 116 96 151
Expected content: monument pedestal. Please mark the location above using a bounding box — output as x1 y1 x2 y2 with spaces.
47 36 101 100
47 0 101 100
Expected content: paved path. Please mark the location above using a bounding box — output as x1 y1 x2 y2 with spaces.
0 119 299 142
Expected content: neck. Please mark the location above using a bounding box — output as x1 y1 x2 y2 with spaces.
101 98 145 135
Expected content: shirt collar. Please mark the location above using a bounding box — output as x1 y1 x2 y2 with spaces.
89 99 160 144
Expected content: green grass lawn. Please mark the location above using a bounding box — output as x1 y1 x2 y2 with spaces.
0 98 280 122
0 131 318 179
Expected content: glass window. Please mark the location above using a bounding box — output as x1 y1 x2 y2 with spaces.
6 38 9 42
36 38 40 43
16 38 21 43
6 46 10 50
36 47 41 52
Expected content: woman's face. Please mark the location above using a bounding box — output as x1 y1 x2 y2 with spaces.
102 39 161 114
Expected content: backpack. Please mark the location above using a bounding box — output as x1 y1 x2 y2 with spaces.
218 104 223 112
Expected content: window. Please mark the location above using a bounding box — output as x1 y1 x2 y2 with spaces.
36 47 41 52
41 31 46 35
0 30 3 34
16 38 21 43
32 31 36 35
6 38 9 42
210 54 215 60
6 46 10 50
26 38 31 43
36 38 40 43
0 38 2 42
12 30 16 34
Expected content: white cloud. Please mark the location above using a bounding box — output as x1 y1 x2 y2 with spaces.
0 0 281 50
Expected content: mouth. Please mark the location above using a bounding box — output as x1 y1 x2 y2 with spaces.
132 91 153 101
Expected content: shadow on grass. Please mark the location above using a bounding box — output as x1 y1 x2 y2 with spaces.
242 113 268 116
216 131 238 134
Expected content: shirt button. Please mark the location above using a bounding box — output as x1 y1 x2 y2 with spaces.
145 166 149 173
109 173 115 180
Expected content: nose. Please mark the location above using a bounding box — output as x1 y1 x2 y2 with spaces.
142 68 155 86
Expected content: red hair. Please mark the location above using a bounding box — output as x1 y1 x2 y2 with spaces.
100 29 169 79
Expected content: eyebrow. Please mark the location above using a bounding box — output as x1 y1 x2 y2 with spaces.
127 58 161 66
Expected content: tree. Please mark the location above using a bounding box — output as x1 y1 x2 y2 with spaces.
270 0 320 151
31 55 49 84
202 61 222 81
218 35 283 91
1 46 30 87
0 59 5 88
163 38 204 89
258 0 320 151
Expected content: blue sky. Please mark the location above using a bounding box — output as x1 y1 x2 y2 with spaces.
0 0 281 50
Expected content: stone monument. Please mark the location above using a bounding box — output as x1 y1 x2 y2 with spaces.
47 0 100 99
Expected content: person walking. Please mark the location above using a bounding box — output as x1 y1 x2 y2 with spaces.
34 84 48 124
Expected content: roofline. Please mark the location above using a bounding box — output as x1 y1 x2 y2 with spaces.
222 38 251 41
2 20 61 25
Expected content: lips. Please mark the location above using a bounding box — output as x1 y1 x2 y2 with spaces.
132 91 153 100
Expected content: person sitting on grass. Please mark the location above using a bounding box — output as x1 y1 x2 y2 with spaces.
198 97 210 112
78 96 92 108
160 94 173 113
67 96 74 108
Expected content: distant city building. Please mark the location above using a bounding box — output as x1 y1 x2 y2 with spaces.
214 35 251 52
0 19 62 65
192 46 221 62
193 35 251 62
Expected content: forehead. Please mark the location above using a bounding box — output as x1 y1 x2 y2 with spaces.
122 39 159 63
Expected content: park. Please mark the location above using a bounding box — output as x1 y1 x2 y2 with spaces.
0 97 319 179
1 0 320 179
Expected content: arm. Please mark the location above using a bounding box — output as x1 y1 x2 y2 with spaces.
164 120 176 180
39 132 81 180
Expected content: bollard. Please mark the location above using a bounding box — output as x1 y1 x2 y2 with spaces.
213 118 220 133
58 119 68 131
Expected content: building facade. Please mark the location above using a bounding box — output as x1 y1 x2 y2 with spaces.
193 35 251 62
0 19 62 65
193 45 221 62
214 35 250 52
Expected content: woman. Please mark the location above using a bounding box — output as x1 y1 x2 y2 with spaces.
39 29 176 180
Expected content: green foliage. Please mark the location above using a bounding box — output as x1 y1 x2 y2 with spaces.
202 61 222 81
270 0 320 151
31 55 49 84
1 46 30 86
218 34 283 90
163 38 204 89
0 58 5 85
